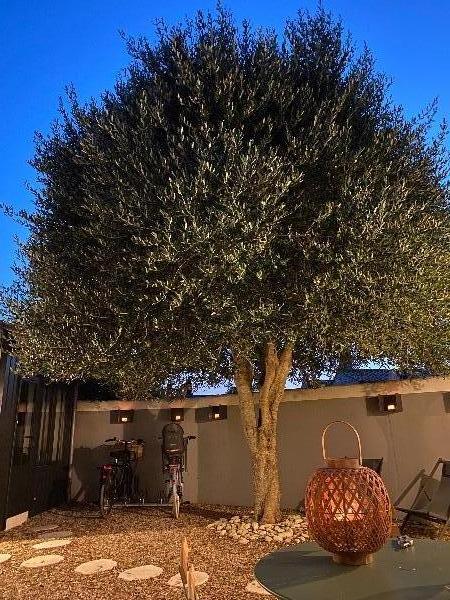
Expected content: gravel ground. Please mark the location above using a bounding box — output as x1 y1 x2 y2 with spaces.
0 504 446 600
0 503 280 600
405 520 450 542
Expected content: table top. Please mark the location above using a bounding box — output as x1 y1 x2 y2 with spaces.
255 540 450 600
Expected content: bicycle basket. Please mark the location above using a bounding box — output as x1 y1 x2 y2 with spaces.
129 440 144 461
162 423 185 455
110 440 144 462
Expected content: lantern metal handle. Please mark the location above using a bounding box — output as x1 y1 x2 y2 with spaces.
321 421 362 465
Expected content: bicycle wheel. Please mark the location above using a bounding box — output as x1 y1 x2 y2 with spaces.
99 473 114 517
115 469 126 503
172 481 180 519
132 472 140 501
123 464 133 504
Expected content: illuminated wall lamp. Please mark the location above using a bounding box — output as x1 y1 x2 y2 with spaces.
171 407 185 422
378 394 402 414
209 405 227 421
110 409 134 424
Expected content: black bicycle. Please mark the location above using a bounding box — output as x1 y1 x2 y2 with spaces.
98 437 144 517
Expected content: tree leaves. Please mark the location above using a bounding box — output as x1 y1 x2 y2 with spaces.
2 6 449 397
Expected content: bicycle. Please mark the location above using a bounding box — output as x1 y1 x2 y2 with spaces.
98 437 144 517
160 424 196 519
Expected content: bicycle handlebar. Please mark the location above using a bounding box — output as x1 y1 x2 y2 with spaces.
157 435 196 441
104 437 144 444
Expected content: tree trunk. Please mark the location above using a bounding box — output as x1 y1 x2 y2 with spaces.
234 341 293 523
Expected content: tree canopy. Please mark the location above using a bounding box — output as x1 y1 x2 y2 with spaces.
3 7 450 396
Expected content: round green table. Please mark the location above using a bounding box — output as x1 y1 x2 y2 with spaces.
255 540 450 599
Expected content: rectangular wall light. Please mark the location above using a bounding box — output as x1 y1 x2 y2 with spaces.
110 409 134 424
209 405 227 421
443 393 450 413
171 407 184 422
377 394 402 414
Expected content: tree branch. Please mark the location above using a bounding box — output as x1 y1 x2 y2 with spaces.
233 351 258 456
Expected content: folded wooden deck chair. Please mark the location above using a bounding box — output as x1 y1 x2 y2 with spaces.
180 537 199 600
396 459 450 536
362 458 383 474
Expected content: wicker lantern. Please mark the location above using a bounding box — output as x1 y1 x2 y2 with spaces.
305 421 391 566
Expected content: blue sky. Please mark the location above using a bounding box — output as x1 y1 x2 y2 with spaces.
1 0 449 290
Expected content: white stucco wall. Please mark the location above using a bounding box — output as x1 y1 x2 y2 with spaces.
71 377 450 510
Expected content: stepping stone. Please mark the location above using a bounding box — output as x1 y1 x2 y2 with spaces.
118 565 163 581
21 555 64 568
38 530 72 540
30 524 60 534
75 559 117 575
0 554 11 564
32 539 72 550
246 579 272 595
167 571 209 587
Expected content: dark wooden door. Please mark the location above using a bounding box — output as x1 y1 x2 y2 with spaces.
5 379 75 520
0 354 20 528
5 378 40 518
1 353 76 527
29 385 75 516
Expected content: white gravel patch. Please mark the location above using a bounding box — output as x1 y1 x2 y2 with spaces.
209 514 310 545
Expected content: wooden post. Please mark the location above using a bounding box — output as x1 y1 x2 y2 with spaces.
180 537 198 599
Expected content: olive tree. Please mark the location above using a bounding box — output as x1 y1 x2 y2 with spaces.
2 8 449 522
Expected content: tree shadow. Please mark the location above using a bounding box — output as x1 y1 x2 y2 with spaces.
71 445 111 504
362 585 450 600
182 504 239 520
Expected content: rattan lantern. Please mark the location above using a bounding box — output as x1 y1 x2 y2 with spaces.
305 421 391 566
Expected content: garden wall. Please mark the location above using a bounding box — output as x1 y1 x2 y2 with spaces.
71 378 450 511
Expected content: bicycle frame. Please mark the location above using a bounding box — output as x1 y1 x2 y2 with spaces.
166 462 183 494
99 463 114 483
99 458 133 497
98 437 143 515
161 436 195 518
98 434 195 517
163 461 181 518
